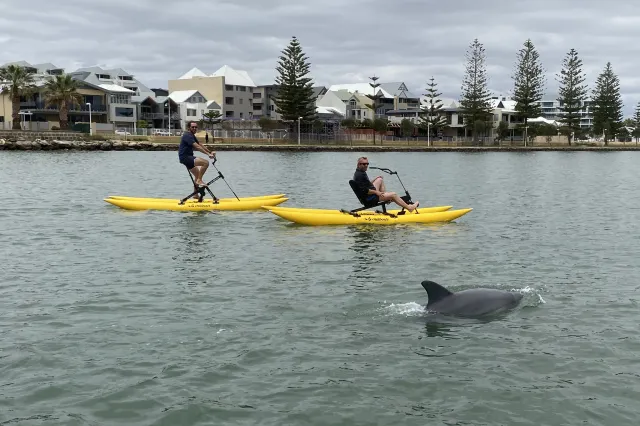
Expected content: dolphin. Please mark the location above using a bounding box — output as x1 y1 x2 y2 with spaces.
421 280 523 318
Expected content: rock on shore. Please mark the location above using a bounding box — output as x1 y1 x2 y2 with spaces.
0 138 173 151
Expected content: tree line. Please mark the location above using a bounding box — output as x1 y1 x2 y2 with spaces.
443 38 633 145
272 36 638 145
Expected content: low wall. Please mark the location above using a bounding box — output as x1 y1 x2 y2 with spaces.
2 137 640 152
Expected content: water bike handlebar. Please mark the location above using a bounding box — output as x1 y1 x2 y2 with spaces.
369 166 412 197
369 166 397 175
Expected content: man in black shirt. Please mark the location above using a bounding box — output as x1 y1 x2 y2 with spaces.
353 157 419 211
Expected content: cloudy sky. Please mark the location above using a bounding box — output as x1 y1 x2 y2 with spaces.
2 0 640 116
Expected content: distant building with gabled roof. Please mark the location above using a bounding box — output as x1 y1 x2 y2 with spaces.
168 64 256 120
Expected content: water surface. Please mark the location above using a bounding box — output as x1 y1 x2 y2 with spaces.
1 150 639 425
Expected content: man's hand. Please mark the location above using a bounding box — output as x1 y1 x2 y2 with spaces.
208 152 216 159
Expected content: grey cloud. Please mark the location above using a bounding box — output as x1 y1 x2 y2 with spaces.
2 0 640 115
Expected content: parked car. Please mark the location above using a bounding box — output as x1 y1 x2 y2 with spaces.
153 129 171 136
115 129 131 136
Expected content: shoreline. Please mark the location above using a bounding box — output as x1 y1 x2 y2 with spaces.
1 138 640 152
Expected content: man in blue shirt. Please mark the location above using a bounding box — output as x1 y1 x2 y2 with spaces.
179 121 216 187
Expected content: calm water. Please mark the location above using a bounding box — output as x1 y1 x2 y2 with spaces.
1 150 639 426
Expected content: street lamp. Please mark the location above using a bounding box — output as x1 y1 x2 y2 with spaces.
298 116 302 145
86 102 92 135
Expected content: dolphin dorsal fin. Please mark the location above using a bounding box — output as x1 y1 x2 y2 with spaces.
421 280 453 306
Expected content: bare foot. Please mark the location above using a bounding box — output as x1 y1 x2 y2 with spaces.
407 202 419 212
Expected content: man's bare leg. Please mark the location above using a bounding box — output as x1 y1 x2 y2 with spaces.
379 191 419 212
372 176 386 192
192 158 209 186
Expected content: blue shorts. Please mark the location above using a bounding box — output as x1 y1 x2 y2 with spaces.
180 155 196 170
365 194 379 205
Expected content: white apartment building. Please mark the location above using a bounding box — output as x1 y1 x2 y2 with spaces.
537 98 593 129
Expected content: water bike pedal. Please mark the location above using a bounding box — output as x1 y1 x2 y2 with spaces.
179 186 219 205
397 194 419 215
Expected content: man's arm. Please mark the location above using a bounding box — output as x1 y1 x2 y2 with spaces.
193 142 216 158
355 173 382 196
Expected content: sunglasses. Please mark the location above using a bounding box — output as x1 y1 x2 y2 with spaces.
359 162 369 165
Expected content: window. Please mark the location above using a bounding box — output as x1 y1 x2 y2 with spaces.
225 85 233 91
253 105 262 111
225 111 234 117
187 109 196 116
225 97 234 105
115 107 134 118
240 112 243 118
236 86 246 91
110 94 131 104
349 100 356 107
253 92 261 99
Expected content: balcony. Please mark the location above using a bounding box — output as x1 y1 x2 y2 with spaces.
141 112 180 120
20 101 107 113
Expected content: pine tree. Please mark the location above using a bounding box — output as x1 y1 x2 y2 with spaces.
365 75 384 144
273 36 317 125
556 48 588 145
512 39 545 139
591 62 623 145
419 76 448 137
633 102 640 144
458 38 494 141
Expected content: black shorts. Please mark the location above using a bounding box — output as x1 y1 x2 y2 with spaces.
180 155 196 170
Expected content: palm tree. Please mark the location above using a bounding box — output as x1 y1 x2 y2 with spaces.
0 64 37 129
202 110 222 142
202 110 222 129
43 74 84 130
